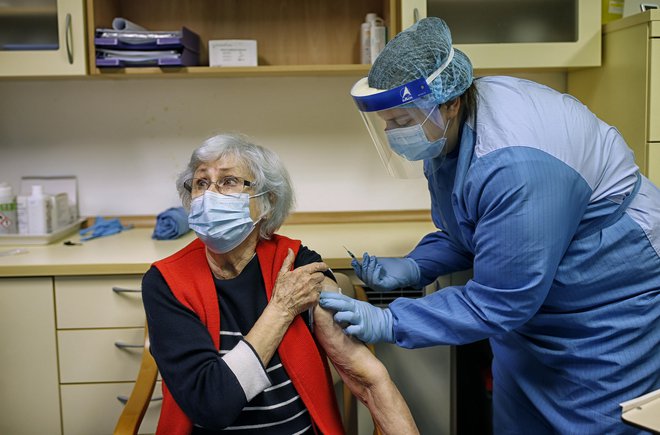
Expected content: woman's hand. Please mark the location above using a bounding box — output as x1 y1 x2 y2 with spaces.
270 248 328 321
245 248 328 366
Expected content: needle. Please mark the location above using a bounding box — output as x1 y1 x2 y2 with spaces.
343 245 357 261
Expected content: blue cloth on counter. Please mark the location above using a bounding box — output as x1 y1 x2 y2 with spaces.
80 216 133 241
152 207 190 240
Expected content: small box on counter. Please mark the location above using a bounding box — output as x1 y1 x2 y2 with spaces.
209 40 258 67
0 176 84 245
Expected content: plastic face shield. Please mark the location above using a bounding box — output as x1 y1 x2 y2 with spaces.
351 78 434 178
351 49 453 178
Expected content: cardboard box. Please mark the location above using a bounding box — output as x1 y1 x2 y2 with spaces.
209 40 257 67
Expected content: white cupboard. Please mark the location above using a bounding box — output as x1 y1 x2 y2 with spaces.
0 0 86 77
568 10 660 184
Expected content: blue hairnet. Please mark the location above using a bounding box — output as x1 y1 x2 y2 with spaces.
368 17 473 105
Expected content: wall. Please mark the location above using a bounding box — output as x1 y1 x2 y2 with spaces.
0 72 566 217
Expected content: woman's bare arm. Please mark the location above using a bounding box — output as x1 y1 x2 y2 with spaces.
314 277 419 435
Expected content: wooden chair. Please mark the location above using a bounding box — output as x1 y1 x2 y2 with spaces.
113 324 159 435
113 273 378 435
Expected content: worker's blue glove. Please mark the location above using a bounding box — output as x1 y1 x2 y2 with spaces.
352 254 421 292
319 292 395 344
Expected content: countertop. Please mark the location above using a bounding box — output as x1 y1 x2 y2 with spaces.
0 221 437 277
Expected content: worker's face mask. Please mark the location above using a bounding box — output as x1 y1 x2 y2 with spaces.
386 111 451 161
188 190 267 254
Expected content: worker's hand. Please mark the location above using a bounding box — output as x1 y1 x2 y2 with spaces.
271 248 328 321
319 292 394 344
352 254 421 292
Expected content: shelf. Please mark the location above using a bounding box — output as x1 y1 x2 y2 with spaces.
91 63 372 78
87 0 395 77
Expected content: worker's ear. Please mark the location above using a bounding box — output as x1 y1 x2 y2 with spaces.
442 97 461 118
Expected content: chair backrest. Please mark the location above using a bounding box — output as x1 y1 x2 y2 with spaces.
333 271 355 299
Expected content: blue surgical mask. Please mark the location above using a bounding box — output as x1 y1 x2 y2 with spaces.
386 116 451 161
188 190 267 254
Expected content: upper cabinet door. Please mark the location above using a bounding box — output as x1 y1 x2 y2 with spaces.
0 0 86 77
400 0 601 70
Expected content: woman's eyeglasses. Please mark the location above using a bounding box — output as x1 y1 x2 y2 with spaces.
183 176 253 196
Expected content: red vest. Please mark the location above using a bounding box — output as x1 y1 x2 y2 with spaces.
153 235 344 434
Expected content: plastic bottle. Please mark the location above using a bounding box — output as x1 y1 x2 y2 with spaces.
370 16 387 64
26 185 52 234
0 182 18 234
361 13 379 64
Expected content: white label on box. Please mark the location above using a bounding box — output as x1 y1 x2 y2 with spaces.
209 40 258 67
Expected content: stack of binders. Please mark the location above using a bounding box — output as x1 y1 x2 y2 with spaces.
95 18 200 68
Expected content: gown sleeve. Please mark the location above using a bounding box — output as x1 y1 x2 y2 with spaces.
407 230 474 286
390 148 592 347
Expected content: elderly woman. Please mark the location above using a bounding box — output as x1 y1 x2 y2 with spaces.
142 133 417 435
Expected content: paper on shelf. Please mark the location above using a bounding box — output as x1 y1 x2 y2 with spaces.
96 49 181 60
96 29 183 45
112 17 147 32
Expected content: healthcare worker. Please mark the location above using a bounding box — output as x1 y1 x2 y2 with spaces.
320 17 660 434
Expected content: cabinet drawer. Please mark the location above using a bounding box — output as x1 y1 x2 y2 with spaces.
650 39 660 141
59 328 145 383
55 275 144 328
61 381 161 435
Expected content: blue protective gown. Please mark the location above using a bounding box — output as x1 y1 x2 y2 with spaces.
389 76 660 434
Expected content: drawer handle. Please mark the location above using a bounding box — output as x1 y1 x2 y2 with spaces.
117 395 163 405
114 341 145 350
65 13 73 64
112 286 142 294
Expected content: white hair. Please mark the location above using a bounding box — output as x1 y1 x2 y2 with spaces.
176 133 295 239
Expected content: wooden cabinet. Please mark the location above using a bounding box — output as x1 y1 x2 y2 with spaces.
400 0 601 69
0 0 87 77
0 278 62 435
86 0 396 77
55 275 161 435
568 10 660 184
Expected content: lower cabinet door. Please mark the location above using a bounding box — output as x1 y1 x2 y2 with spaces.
61 382 161 435
0 277 61 435
649 39 660 142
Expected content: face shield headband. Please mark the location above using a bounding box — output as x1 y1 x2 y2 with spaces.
352 47 454 113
